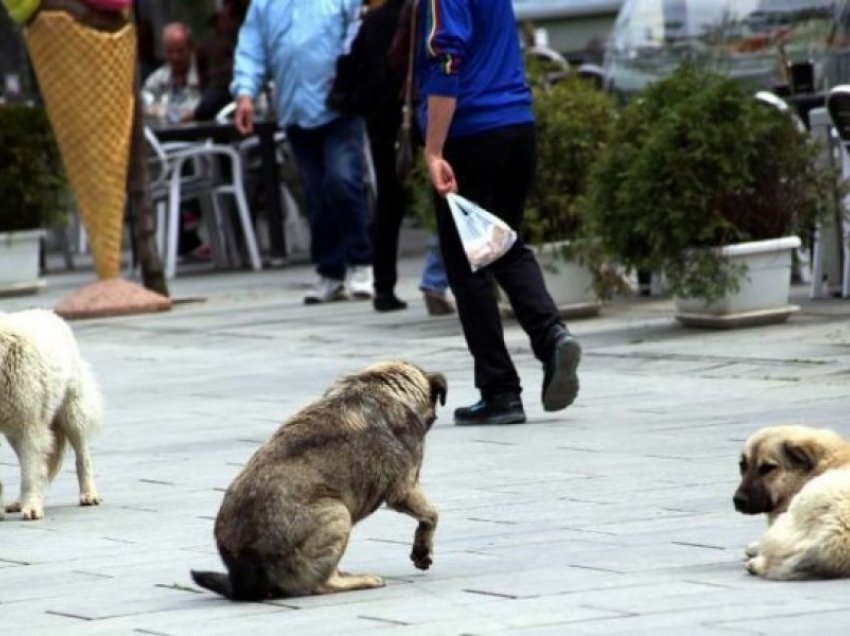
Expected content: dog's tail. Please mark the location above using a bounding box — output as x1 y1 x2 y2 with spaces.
191 570 235 599
47 420 66 483
191 552 269 601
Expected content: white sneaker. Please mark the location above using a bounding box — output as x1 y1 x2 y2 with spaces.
347 265 374 300
304 277 348 305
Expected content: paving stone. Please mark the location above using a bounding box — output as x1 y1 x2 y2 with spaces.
1 258 849 634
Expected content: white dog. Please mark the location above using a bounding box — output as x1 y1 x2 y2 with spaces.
0 309 103 520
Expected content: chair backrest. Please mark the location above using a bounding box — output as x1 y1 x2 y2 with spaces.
754 91 807 134
143 126 170 188
827 85 850 143
215 101 237 123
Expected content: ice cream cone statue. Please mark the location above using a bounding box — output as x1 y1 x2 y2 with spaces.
25 2 133 280
3 0 171 317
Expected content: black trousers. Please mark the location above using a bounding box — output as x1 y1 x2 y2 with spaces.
434 123 563 400
368 120 408 296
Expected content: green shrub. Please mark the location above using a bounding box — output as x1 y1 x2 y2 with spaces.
525 75 618 245
0 105 68 231
583 65 831 301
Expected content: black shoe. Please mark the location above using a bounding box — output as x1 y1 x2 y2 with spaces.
454 394 526 426
542 329 582 412
373 293 408 312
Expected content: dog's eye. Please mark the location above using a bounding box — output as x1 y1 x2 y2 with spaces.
738 458 747 474
757 464 777 476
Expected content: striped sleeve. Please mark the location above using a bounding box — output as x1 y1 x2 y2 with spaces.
421 0 472 98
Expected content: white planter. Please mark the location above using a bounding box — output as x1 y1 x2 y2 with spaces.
675 236 801 329
0 229 46 296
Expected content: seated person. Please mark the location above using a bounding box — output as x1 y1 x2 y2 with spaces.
142 22 202 124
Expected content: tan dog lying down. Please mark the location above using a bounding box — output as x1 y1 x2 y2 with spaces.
734 425 850 580
191 360 447 600
0 309 103 520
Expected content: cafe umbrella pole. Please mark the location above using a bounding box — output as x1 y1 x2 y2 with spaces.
20 6 171 318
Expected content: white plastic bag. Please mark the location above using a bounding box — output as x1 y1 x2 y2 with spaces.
447 193 517 272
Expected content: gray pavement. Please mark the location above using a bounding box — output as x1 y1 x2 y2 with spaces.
2 247 850 635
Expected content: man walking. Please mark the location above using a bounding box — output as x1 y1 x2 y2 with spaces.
417 0 582 424
232 0 374 304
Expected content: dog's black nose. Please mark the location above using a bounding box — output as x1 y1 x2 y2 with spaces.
733 492 748 511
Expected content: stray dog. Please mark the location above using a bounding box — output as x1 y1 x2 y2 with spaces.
191 360 447 600
0 309 103 520
734 425 850 579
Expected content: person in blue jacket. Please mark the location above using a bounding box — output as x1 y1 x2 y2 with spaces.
417 0 582 425
231 0 374 305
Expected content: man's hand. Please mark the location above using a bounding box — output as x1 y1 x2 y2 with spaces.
234 95 255 135
425 152 457 196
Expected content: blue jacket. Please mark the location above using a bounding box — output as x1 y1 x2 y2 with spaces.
416 0 533 139
231 0 361 129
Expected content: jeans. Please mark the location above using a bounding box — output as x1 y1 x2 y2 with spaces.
420 234 448 293
434 123 563 399
287 115 372 281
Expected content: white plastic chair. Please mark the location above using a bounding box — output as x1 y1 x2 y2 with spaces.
823 85 850 298
144 126 262 279
214 100 377 223
213 102 310 256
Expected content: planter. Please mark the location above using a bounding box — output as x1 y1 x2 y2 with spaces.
0 229 46 296
675 236 801 329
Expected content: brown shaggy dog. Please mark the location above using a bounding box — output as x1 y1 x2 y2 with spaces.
191 360 447 600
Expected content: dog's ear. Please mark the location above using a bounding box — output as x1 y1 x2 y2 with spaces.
782 440 819 472
427 372 447 406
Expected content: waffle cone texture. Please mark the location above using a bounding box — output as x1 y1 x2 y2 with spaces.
25 11 136 280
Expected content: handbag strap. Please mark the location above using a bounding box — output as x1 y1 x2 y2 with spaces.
400 0 418 134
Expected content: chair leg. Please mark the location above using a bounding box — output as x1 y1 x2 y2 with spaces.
201 194 229 268
155 201 166 257
231 172 262 272
165 173 183 279
843 216 850 298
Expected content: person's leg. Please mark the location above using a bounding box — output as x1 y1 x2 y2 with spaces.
287 123 345 281
420 234 454 315
420 234 449 293
486 125 562 361
368 122 407 301
486 124 582 412
438 127 522 402
323 115 373 270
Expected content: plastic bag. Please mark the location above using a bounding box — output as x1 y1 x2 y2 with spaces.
447 193 517 272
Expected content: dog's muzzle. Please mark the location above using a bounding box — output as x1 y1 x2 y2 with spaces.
733 487 768 515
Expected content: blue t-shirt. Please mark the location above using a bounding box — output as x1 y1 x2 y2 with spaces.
416 0 534 139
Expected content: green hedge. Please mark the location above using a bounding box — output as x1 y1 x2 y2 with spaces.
0 105 68 231
583 65 830 301
525 75 618 245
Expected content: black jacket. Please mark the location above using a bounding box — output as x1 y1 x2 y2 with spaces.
327 0 407 133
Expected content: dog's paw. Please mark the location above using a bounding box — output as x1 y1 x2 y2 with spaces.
5 501 21 513
746 555 766 577
745 541 760 558
21 505 44 520
411 544 433 570
363 575 385 588
80 492 101 506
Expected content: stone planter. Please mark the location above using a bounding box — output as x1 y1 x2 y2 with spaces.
0 229 46 296
675 236 801 329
